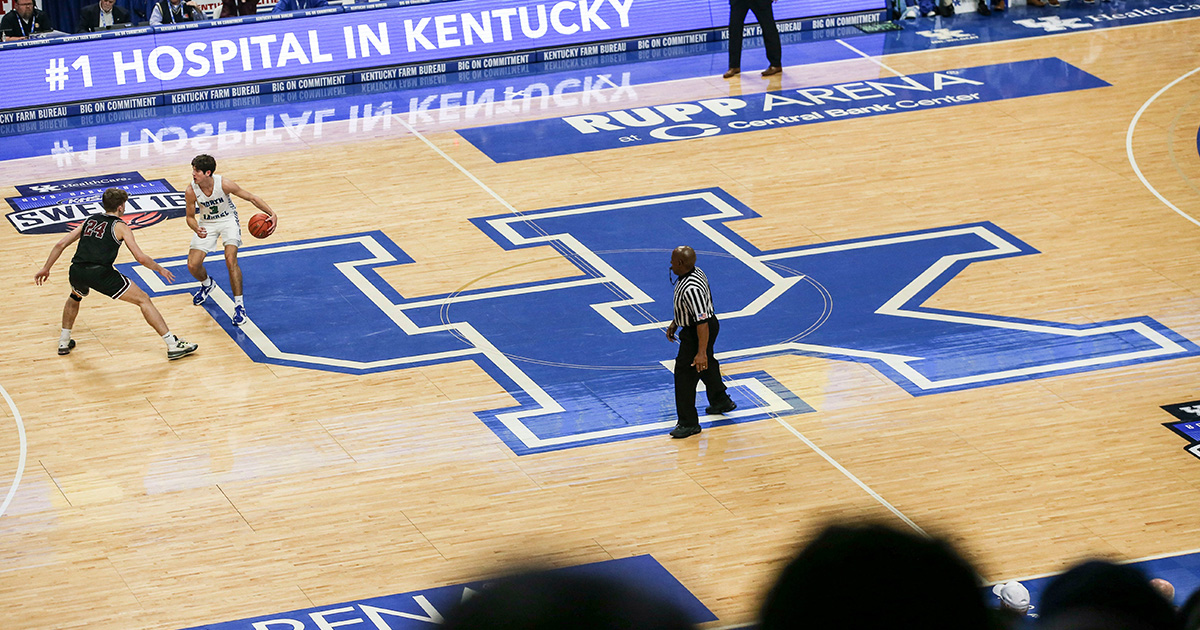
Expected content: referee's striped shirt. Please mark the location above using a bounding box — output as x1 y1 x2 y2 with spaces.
673 267 715 327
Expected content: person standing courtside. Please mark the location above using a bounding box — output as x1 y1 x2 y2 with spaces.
724 0 783 79
666 246 737 439
33 188 198 361
186 154 277 327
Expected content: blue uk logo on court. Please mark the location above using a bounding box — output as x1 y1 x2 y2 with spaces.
121 189 1200 455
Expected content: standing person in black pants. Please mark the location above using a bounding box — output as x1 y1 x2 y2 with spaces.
666 246 737 439
724 0 783 79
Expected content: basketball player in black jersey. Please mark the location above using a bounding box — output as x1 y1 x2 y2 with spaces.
34 188 199 360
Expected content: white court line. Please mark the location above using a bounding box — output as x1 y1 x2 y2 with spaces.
770 415 927 537
836 39 906 78
0 383 26 518
844 20 1200 229
1126 65 1200 228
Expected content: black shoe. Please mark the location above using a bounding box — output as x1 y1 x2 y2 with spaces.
57 339 76 356
936 3 955 15
670 424 702 439
705 399 737 415
977 0 991 14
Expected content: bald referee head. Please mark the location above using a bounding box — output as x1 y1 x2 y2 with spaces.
670 245 696 278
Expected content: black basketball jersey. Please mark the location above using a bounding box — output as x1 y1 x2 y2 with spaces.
71 213 124 267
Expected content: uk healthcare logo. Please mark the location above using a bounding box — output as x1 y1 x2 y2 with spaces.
1013 16 1094 31
916 28 977 44
121 189 1199 455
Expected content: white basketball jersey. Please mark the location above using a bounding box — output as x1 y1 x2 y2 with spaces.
192 175 238 224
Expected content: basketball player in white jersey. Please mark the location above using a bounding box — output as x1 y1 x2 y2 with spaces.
185 154 278 326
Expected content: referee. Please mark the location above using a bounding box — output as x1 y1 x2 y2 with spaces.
666 246 737 439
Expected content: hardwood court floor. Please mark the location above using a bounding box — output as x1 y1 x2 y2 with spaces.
4 12 1200 630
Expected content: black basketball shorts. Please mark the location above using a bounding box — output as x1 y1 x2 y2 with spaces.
69 263 131 299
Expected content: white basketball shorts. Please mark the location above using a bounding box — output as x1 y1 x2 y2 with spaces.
190 220 242 252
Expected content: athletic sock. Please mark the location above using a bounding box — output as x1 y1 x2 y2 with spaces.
234 295 244 307
59 329 72 346
163 332 177 347
201 277 213 288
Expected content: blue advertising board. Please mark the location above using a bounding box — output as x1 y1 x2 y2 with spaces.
0 0 884 117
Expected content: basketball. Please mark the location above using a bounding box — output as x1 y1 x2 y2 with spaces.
248 213 274 239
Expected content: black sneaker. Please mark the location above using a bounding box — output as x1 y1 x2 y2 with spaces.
705 399 738 415
57 339 76 356
670 424 702 439
977 0 991 14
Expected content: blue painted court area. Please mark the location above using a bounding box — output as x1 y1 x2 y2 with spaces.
990 550 1200 615
120 189 1198 455
173 549 1200 629
181 555 717 630
459 58 1109 162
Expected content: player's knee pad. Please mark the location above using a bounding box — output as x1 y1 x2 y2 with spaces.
69 292 83 302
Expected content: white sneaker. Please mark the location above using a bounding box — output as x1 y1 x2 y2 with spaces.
903 5 918 18
168 339 198 360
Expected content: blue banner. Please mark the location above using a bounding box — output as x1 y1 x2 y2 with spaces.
0 0 883 114
12 171 145 196
180 555 717 630
458 58 1111 162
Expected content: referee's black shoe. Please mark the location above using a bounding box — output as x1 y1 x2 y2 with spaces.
670 424 702 439
705 399 737 415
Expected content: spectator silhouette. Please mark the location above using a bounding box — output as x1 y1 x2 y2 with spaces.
1038 561 1180 630
442 568 695 630
759 522 990 630
1177 586 1200 630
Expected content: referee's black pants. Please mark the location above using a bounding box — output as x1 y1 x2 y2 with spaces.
675 317 731 428
728 0 783 70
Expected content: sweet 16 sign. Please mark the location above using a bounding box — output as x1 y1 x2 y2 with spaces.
0 0 881 112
